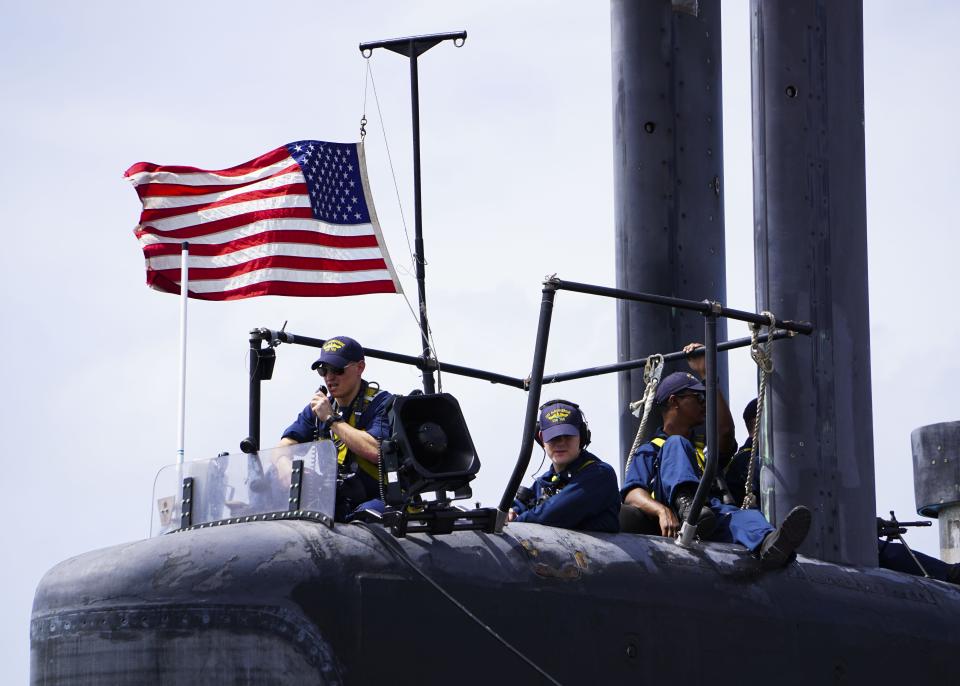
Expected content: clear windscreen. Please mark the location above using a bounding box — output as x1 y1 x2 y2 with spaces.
150 440 338 536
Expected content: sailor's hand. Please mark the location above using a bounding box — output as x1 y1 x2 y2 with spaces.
310 393 335 422
658 504 680 538
684 342 707 378
275 456 293 488
507 509 518 522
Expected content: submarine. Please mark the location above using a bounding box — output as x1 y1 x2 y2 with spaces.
31 2 960 684
31 290 960 685
29 278 960 685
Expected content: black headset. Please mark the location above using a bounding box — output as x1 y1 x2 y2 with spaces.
534 398 591 448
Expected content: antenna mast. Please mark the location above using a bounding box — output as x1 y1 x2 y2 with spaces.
359 31 467 394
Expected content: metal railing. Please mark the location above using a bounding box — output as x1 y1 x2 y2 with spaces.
241 275 812 544
493 277 812 541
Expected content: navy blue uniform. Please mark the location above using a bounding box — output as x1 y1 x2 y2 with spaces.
622 430 772 550
878 539 957 583
282 382 392 516
725 436 760 507
513 450 620 533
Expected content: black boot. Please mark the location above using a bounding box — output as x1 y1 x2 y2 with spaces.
672 485 716 540
759 505 812 569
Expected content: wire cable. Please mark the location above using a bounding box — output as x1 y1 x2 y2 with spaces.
366 60 443 392
367 62 415 266
352 521 562 686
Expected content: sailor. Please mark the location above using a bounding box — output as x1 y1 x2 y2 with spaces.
724 399 959 582
276 336 393 522
620 343 738 538
724 397 760 507
622 354 811 568
508 400 620 533
877 535 960 585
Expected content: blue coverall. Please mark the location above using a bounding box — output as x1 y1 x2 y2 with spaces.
513 449 620 533
282 382 393 520
724 436 760 507
622 431 772 550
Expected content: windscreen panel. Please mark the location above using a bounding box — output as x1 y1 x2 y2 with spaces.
150 441 337 535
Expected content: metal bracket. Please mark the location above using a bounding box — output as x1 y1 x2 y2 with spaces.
288 459 304 512
359 31 467 59
384 506 498 538
180 477 194 529
493 508 509 534
379 440 404 506
676 520 698 547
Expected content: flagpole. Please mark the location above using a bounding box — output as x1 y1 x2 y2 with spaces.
177 241 189 466
359 31 467 394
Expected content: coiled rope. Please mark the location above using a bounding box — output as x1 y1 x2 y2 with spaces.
742 311 776 510
624 354 665 474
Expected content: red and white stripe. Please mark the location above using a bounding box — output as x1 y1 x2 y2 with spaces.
125 144 402 301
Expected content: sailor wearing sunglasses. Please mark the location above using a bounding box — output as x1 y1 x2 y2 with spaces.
621 344 810 569
277 336 392 521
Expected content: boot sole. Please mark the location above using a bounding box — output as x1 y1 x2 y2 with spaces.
760 506 812 569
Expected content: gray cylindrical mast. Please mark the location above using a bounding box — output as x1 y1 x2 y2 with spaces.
912 422 960 564
751 0 876 566
611 0 728 473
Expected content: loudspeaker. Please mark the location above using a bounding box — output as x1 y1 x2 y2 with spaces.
383 393 480 505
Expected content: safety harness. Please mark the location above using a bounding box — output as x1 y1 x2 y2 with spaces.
325 380 384 483
533 456 598 507
644 435 706 501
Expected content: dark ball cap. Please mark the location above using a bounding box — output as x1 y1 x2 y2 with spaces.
743 398 758 425
654 371 706 405
538 401 585 442
310 336 364 370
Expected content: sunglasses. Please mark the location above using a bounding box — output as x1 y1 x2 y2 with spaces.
317 361 357 377
675 391 706 404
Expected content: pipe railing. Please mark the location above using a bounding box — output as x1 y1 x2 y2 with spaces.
241 276 813 544
539 329 794 386
496 277 812 537
552 279 813 335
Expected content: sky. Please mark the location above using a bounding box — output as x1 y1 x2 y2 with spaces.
3 1 959 681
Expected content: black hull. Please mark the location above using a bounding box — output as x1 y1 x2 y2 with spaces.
32 520 960 684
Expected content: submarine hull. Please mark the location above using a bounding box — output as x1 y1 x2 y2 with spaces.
32 520 960 684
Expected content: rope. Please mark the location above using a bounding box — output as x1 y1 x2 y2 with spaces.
366 62 415 273
353 522 563 686
742 311 776 510
624 354 665 474
360 60 369 142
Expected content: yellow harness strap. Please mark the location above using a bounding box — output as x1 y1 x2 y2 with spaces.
648 437 705 500
549 458 597 487
333 385 381 482
650 437 706 469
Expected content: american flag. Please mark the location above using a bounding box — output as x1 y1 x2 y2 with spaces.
125 141 402 301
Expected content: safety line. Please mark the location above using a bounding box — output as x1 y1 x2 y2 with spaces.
353 521 563 685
